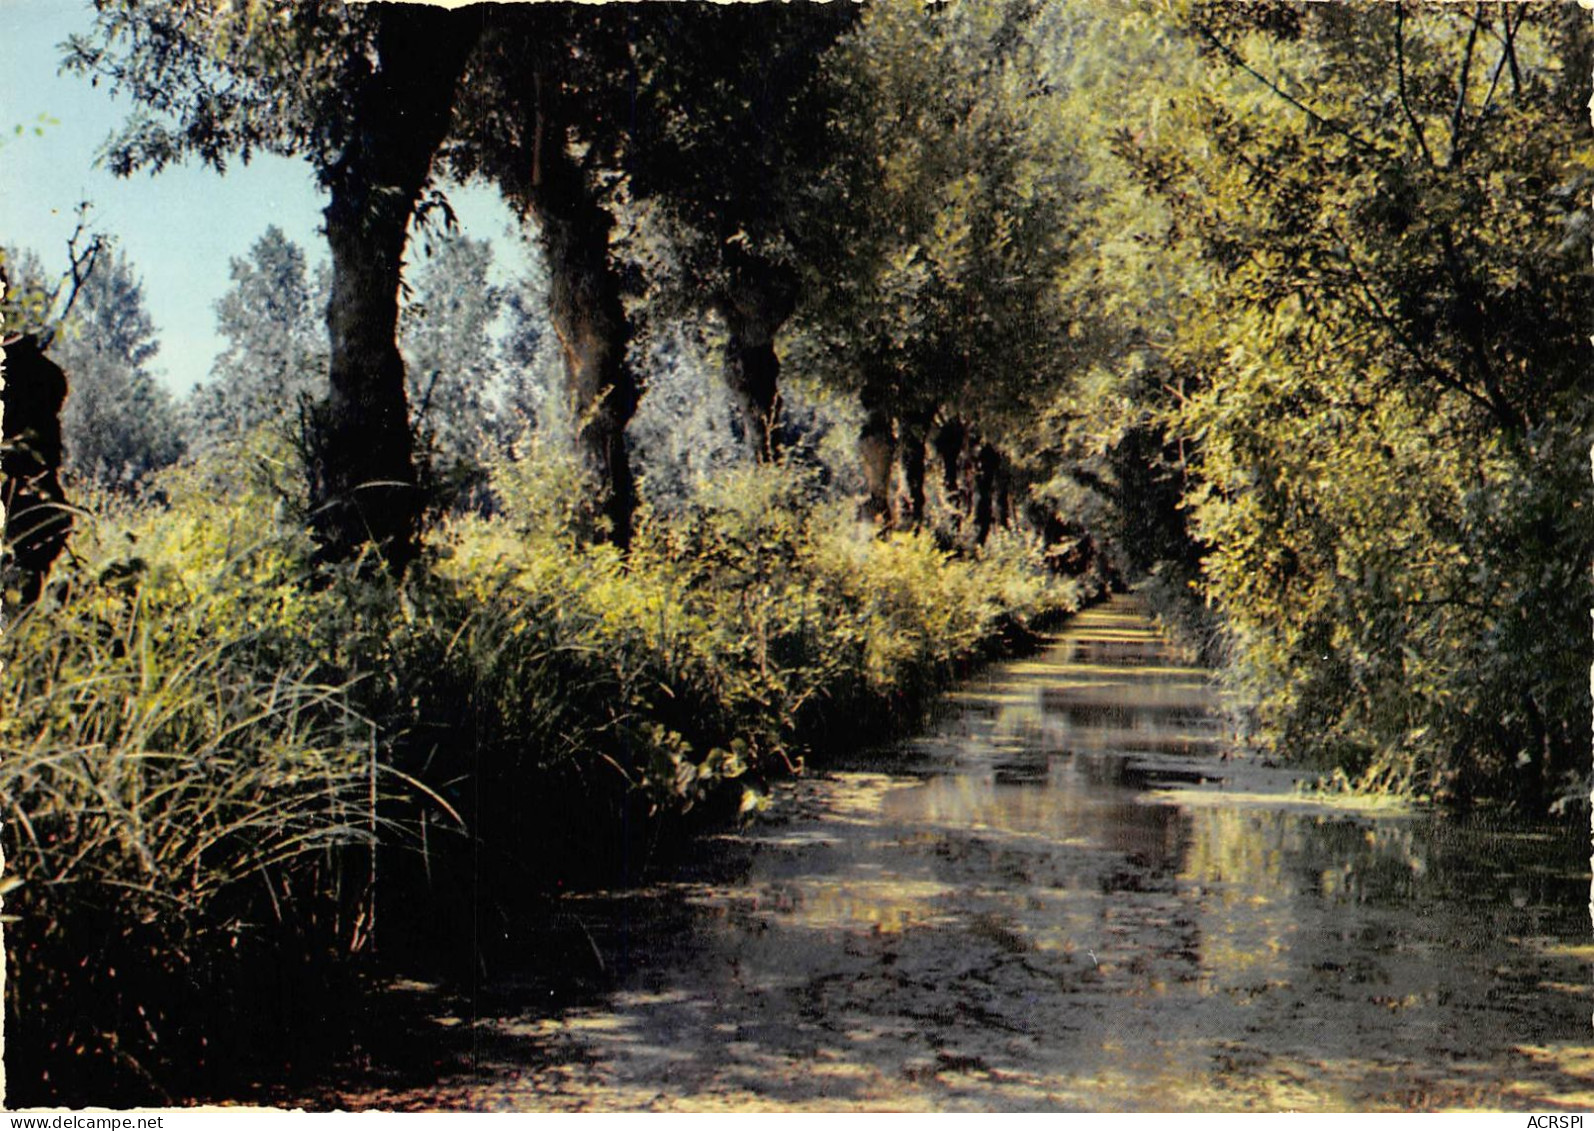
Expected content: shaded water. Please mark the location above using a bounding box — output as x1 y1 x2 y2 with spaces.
332 595 1592 1111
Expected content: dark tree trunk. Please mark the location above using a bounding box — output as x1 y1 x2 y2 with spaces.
524 83 641 549
857 396 896 530
971 441 1003 547
310 7 481 574
898 411 934 530
1552 4 1594 124
719 305 782 462
1 333 71 607
931 417 968 507
716 261 797 462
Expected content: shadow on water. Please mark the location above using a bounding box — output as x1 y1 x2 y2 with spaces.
310 594 1593 1112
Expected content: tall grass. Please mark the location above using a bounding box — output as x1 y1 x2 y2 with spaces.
0 466 455 1102
4 581 376 1100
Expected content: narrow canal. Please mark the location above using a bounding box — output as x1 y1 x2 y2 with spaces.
327 594 1593 1112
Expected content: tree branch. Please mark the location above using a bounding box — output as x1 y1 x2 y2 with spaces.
1321 224 1506 426
1192 22 1383 158
1431 222 1524 433
38 203 105 348
1501 4 1523 96
1447 5 1484 168
1394 3 1437 169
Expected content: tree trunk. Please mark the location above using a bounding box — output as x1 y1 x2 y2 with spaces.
898 411 934 530
719 305 782 462
857 397 896 530
931 417 968 512
1551 4 1594 123
310 7 481 574
716 261 797 462
972 441 1003 546
524 84 640 549
1 333 71 607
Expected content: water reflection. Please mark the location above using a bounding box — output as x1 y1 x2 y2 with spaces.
357 595 1593 1112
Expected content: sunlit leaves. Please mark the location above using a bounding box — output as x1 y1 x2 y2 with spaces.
1131 1 1594 809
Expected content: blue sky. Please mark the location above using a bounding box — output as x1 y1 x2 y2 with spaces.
0 0 530 393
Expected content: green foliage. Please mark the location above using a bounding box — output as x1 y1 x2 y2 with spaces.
24 4 1589 1110
401 232 507 505
451 454 1077 810
794 0 1085 436
1022 5 1214 582
0 246 53 334
626 323 745 506
1118 2 1594 810
7 112 59 142
63 1 370 178
488 425 603 547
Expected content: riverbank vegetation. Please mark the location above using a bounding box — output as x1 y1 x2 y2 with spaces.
1095 4 1594 814
2 430 1084 1102
3 0 1589 1106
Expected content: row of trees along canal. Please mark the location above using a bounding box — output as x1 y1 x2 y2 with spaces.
9 0 1593 916
3 0 1591 1104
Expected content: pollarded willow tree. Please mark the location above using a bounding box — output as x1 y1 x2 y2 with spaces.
445 3 855 546
621 2 857 462
441 5 652 549
791 0 1090 538
1120 1 1594 810
68 0 857 554
68 1 485 571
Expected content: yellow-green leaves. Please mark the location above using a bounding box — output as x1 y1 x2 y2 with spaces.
1123 1 1594 809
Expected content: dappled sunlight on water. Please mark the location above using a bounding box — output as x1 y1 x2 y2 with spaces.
329 594 1591 1112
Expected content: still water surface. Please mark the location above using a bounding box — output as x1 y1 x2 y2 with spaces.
341 595 1592 1111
